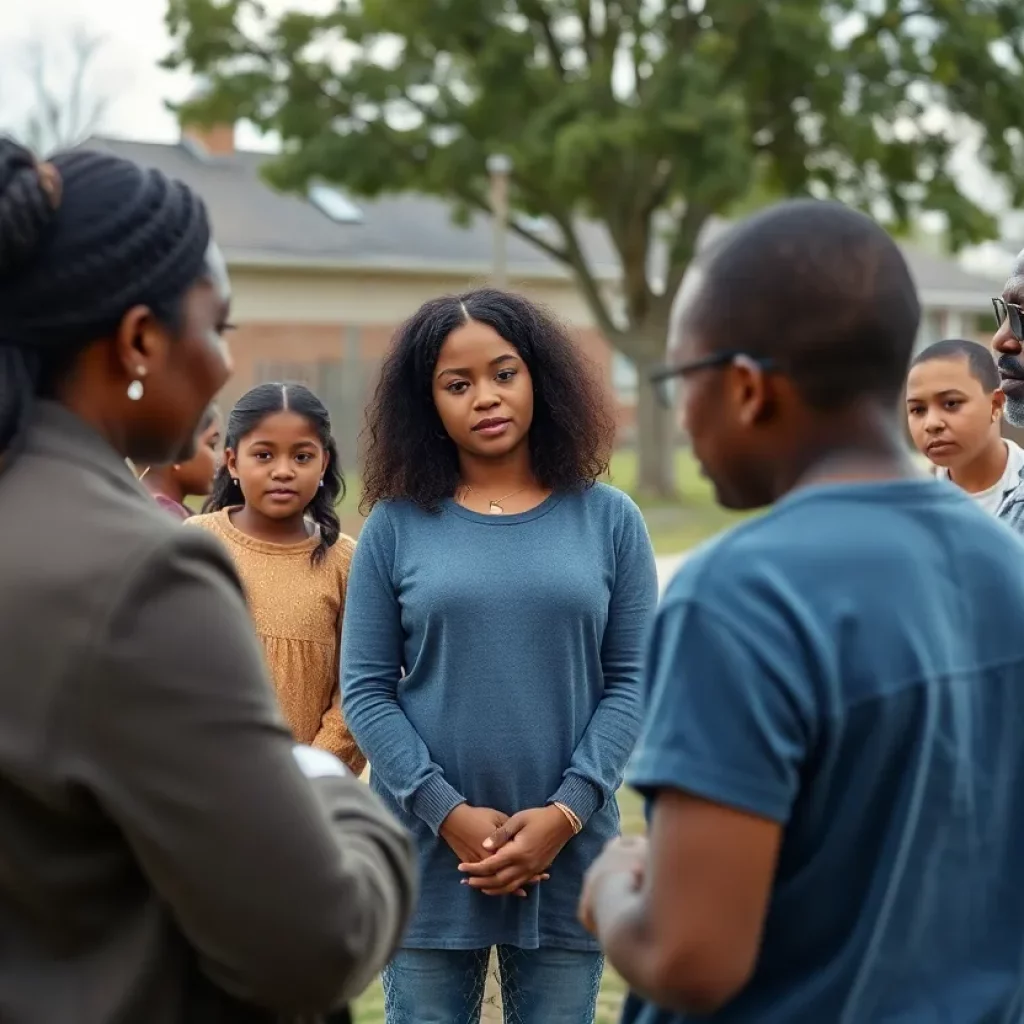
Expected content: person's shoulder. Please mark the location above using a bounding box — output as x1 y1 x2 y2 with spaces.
139 521 241 581
999 493 1024 536
334 531 358 555
661 522 749 608
998 442 1024 523
661 503 816 613
2 451 239 631
572 481 646 525
586 480 640 509
361 497 433 533
576 480 631 506
326 532 358 574
353 501 405 555
186 508 227 536
93 521 246 625
1005 436 1024 473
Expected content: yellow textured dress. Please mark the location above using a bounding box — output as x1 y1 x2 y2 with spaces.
187 509 365 774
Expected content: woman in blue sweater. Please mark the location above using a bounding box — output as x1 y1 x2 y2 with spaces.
342 289 659 1023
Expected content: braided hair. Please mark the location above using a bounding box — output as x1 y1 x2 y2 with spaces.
205 383 345 566
0 136 210 474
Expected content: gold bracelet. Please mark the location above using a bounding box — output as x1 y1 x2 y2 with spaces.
553 801 583 835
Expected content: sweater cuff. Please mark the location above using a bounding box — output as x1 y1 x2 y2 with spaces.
412 774 466 835
548 774 603 827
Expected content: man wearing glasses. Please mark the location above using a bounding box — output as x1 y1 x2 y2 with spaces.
992 254 1024 531
579 200 1024 1023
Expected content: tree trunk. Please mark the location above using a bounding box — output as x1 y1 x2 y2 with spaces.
633 354 677 499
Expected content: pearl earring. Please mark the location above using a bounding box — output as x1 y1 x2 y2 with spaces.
319 479 324 488
126 366 147 402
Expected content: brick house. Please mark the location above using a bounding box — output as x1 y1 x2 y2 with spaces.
86 127 1006 462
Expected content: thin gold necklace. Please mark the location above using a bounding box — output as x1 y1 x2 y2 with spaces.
460 484 529 515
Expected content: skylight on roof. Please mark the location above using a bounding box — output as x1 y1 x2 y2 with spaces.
308 184 363 224
516 213 552 232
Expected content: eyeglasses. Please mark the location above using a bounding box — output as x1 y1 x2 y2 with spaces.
993 298 1024 341
649 351 777 409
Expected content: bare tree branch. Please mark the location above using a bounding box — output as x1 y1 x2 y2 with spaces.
453 183 571 262
508 211 573 265
17 28 110 153
68 29 109 145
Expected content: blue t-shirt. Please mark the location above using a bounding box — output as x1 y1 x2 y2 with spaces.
624 479 1024 1023
342 484 658 950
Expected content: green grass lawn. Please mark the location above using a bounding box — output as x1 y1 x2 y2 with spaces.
353 786 646 1024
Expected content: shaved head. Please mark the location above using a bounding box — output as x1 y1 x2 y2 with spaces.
665 200 922 511
673 200 921 408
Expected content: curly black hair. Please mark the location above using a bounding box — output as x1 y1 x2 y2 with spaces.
204 382 345 565
360 288 616 514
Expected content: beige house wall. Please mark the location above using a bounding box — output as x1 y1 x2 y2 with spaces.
222 265 622 430
228 266 601 328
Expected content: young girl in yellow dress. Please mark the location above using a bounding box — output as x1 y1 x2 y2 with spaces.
189 382 364 773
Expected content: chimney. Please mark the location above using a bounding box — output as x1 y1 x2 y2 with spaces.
179 77 235 157
181 121 235 158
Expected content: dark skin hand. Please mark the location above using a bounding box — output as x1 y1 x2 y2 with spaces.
578 790 782 1015
440 804 549 899
458 805 576 897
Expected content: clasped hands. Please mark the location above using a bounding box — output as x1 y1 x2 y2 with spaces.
440 803 577 898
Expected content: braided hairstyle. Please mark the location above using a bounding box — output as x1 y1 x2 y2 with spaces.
0 136 210 474
205 383 345 565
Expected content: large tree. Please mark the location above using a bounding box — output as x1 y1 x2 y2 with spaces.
165 0 1024 496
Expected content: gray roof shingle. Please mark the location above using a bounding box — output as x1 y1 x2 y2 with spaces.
85 136 1003 304
85 137 618 279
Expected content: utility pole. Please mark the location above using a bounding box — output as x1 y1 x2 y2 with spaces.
486 153 512 288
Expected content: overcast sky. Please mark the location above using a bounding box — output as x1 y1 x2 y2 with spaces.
0 0 187 144
0 0 1014 260
0 0 332 149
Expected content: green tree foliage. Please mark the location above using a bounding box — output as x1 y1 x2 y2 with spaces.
165 0 1024 497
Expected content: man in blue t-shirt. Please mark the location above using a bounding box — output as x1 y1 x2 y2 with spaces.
579 199 1024 1022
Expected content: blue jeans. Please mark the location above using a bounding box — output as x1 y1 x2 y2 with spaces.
382 946 604 1024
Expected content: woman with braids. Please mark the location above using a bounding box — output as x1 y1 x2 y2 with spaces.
0 139 413 1023
190 383 365 773
342 289 659 1023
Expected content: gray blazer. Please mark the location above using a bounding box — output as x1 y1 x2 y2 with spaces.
0 402 414 1024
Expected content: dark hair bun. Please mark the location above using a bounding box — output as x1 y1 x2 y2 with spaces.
0 137 61 277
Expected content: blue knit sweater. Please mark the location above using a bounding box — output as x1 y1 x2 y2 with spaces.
341 484 658 950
